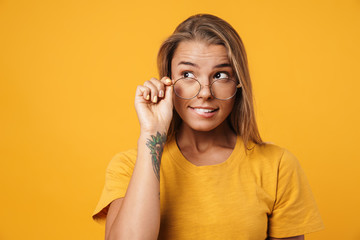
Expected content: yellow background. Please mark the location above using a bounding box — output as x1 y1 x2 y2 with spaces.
1 0 359 239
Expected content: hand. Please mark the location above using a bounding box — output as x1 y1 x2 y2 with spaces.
135 76 174 133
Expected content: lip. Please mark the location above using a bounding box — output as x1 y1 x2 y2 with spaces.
189 106 219 118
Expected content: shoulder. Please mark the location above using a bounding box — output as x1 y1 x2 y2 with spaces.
106 148 138 174
245 141 300 174
247 141 285 164
250 141 284 159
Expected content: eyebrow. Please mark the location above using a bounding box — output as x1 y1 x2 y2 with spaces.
178 61 231 69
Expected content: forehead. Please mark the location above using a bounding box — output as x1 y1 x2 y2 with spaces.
171 41 229 66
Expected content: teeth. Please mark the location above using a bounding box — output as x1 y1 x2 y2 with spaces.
193 108 216 113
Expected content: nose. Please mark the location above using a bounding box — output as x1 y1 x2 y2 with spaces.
197 81 213 100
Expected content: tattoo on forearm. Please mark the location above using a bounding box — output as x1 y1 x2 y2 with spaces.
146 132 167 181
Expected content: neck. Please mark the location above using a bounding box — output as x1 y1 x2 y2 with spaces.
176 121 237 153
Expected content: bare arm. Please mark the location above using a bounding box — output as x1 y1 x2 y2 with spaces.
106 132 166 240
105 198 123 240
105 77 173 240
268 235 304 240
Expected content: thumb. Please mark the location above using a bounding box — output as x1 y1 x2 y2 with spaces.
163 82 173 102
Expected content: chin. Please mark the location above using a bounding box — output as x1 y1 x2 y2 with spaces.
184 120 224 132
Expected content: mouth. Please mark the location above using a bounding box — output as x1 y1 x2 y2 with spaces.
189 106 219 117
190 107 218 113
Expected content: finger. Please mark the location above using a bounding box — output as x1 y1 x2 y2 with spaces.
159 77 172 100
144 80 159 103
149 77 166 99
136 85 151 101
163 81 173 102
160 76 172 86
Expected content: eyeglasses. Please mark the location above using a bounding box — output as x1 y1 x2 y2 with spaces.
173 76 241 100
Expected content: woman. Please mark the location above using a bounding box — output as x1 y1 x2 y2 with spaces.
92 14 324 240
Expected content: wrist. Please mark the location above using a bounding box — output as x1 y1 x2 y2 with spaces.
140 127 168 136
139 131 167 142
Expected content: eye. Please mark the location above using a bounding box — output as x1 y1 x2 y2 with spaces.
181 71 195 78
214 72 229 79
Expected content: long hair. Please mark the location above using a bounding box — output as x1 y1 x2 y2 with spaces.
157 14 262 149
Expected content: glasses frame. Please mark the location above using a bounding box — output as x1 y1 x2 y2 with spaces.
173 77 242 100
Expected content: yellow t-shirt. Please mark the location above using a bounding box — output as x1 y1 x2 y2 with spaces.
92 136 324 239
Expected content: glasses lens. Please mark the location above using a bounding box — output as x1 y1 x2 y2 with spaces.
211 79 238 100
174 78 200 99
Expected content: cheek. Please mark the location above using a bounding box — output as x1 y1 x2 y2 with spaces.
222 98 236 111
221 100 236 119
173 97 188 115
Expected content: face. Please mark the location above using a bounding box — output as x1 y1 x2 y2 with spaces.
171 40 236 132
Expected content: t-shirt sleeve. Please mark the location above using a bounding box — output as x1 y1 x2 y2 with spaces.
92 149 137 223
268 149 324 238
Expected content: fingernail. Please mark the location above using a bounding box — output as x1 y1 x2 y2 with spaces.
146 94 150 100
153 96 157 103
165 78 172 84
159 90 164 98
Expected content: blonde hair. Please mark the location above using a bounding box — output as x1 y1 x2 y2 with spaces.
157 14 262 149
